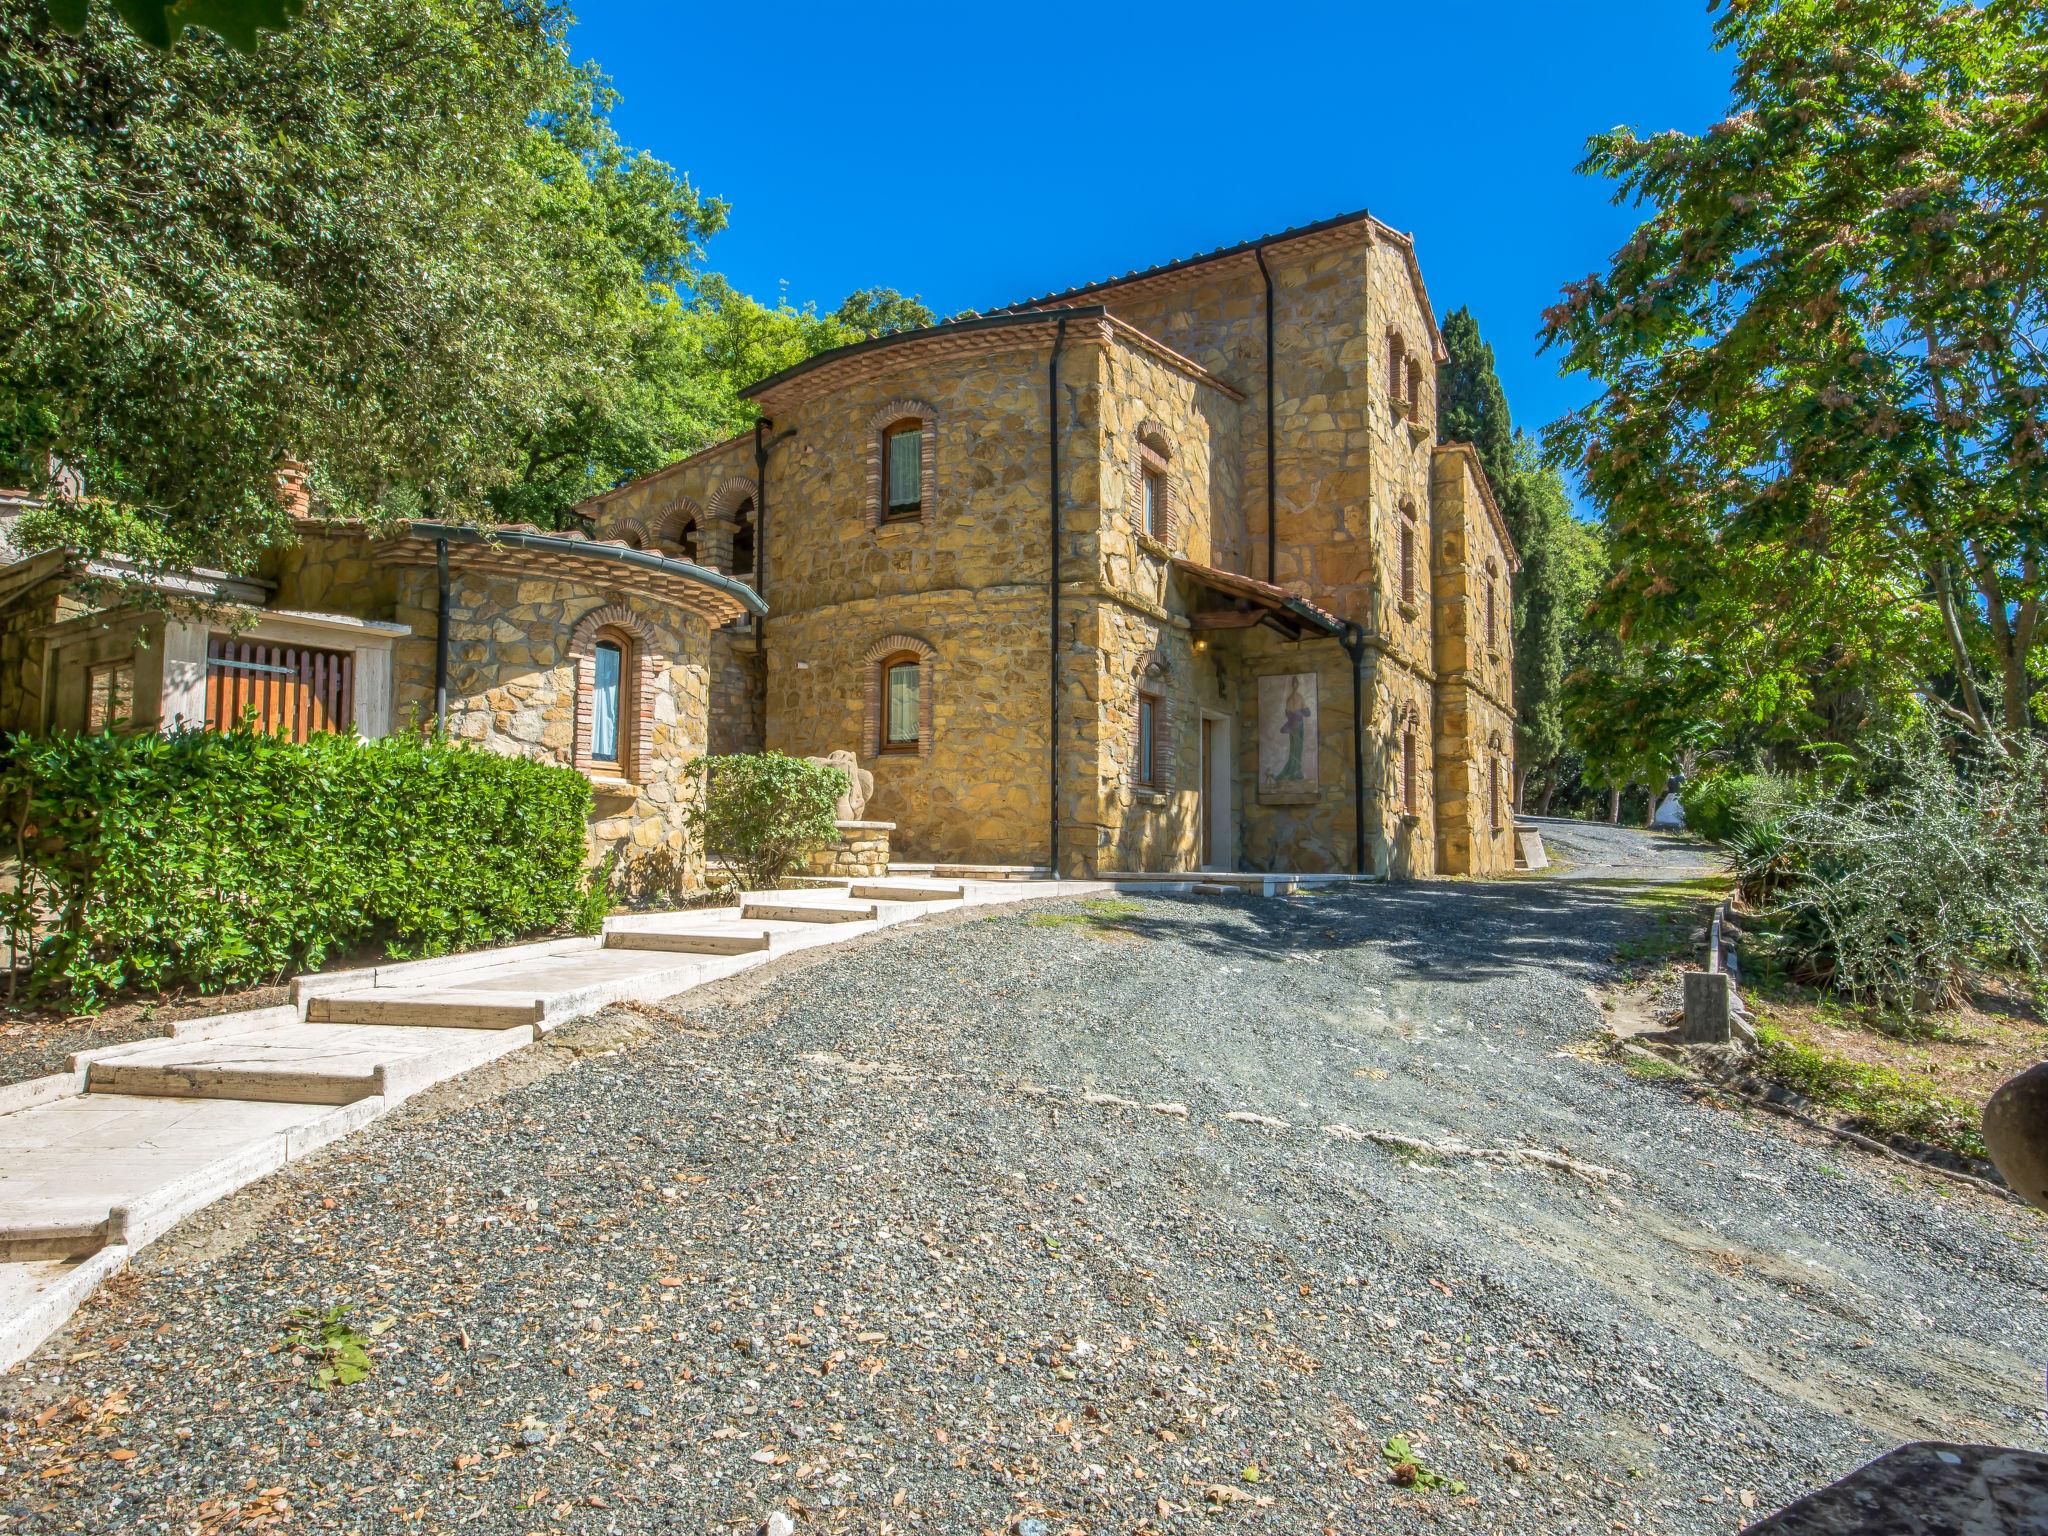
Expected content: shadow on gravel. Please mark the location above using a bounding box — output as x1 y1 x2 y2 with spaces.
1087 874 1686 985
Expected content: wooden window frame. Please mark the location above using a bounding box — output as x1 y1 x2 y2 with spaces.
878 651 923 754
881 421 926 523
1387 330 1408 416
1401 725 1419 817
87 658 135 732
570 605 661 785
1131 428 1174 551
590 639 626 767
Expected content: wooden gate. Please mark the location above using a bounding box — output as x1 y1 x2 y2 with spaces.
204 636 355 741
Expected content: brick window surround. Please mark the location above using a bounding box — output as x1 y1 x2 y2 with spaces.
1131 652 1175 791
865 400 938 530
862 633 936 757
621 499 703 562
1128 425 1175 550
706 477 759 578
569 605 660 784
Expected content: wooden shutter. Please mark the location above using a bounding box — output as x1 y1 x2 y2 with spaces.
205 636 355 741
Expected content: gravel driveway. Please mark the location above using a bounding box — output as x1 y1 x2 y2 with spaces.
4 824 2044 1535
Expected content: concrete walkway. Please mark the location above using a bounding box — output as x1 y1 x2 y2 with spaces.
0 874 1134 1371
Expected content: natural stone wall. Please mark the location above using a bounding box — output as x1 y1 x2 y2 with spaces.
385 568 713 897
801 820 892 880
708 628 764 756
1430 448 1517 877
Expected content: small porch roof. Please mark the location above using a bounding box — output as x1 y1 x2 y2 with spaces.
1172 558 1346 642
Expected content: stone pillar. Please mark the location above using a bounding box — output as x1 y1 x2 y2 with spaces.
802 820 894 880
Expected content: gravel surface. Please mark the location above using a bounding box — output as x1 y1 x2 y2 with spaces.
4 824 2044 1535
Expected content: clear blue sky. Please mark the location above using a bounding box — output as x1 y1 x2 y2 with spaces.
569 1 1734 458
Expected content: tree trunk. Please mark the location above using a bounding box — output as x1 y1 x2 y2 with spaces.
1607 785 1621 825
1539 781 1557 816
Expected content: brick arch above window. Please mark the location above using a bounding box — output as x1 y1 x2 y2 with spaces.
569 604 662 784
866 399 939 529
649 498 704 556
705 477 758 527
1128 421 1176 550
862 633 936 758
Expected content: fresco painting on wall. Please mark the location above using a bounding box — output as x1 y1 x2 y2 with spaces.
1257 673 1318 801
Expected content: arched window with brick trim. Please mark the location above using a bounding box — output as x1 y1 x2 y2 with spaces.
652 499 703 564
1130 424 1173 548
862 634 935 758
1387 329 1408 416
866 400 938 528
569 606 660 784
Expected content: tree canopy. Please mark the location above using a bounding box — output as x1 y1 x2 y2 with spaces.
1543 0 2048 752
0 0 896 565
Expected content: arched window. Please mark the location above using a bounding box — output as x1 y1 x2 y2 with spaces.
1484 561 1500 651
866 401 938 528
1406 357 1424 422
678 518 699 563
880 652 921 753
1401 723 1418 816
1387 330 1408 413
862 634 935 758
1131 425 1173 548
730 497 756 578
1489 739 1505 832
571 607 659 783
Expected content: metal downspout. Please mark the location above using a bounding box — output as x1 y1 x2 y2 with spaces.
1342 622 1369 877
1048 315 1069 879
433 536 450 732
1255 245 1277 585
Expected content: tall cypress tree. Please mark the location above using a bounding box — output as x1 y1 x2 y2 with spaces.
1435 307 1601 808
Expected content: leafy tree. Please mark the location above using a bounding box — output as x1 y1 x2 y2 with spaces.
686 751 847 894
1543 0 2048 749
0 0 725 565
833 287 937 338
47 0 298 51
1436 307 1605 805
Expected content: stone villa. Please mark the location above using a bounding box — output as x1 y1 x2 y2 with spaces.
0 207 1518 885
579 207 1519 879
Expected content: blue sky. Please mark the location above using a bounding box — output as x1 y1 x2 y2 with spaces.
569 1 1735 458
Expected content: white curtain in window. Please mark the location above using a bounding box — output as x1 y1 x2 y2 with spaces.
887 662 919 742
592 642 622 762
887 429 921 508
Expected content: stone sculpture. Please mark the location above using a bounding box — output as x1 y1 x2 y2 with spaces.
809 749 873 822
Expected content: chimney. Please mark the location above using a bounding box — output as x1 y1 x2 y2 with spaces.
274 457 311 519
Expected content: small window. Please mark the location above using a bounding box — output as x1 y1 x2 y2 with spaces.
1406 357 1424 419
882 655 921 752
884 424 923 519
1142 466 1166 541
1490 755 1505 831
1399 516 1417 606
1487 580 1499 650
1137 691 1162 788
591 640 623 764
1401 726 1418 816
1388 331 1407 409
731 498 756 576
87 659 134 731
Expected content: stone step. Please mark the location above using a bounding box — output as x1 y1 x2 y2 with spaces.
850 883 964 903
306 993 545 1029
0 1218 109 1265
741 901 878 925
604 928 772 956
79 1021 532 1107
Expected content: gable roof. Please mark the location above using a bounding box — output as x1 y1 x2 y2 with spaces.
1434 442 1522 573
991 207 1448 363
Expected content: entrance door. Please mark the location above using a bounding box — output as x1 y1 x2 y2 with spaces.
1199 714 1232 871
1200 719 1215 866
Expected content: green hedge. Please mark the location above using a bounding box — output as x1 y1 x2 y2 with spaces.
0 727 593 1007
1677 769 1801 843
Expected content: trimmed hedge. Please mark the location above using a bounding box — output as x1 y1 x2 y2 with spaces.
0 727 593 1007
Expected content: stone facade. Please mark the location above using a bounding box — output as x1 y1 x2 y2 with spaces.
802 820 893 880
0 518 754 898
556 209 1521 881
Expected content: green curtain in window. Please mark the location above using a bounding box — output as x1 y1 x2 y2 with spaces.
887 662 920 742
887 429 921 509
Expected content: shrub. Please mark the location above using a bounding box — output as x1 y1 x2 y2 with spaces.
1678 769 1801 843
1754 736 2048 1011
0 726 593 1007
685 751 846 893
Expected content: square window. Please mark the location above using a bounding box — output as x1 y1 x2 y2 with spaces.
885 426 922 517
87 659 133 731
